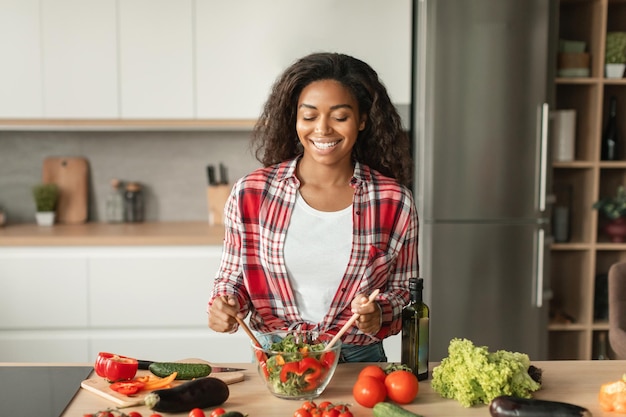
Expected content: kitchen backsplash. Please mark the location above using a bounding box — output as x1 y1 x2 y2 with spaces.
0 130 260 224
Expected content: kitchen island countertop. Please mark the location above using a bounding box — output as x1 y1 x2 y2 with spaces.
0 221 224 246
48 360 624 416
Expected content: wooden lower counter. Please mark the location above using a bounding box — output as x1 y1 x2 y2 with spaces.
0 221 224 246
62 361 620 417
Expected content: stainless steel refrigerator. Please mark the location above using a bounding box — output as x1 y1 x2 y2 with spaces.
411 0 555 361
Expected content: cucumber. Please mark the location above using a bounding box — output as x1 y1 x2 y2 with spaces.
145 377 229 413
148 362 212 380
489 396 592 417
373 402 423 417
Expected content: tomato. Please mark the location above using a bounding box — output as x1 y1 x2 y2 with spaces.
358 365 387 383
209 408 226 417
384 370 419 404
338 411 353 417
149 414 163 417
128 412 143 417
97 412 114 417
310 408 323 417
317 401 332 410
189 408 206 417
293 408 312 417
109 380 145 396
353 375 387 408
321 409 339 417
301 401 317 411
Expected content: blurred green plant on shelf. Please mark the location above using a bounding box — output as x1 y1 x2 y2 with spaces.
606 32 626 64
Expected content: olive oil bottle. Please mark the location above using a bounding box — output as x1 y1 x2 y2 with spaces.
401 277 430 380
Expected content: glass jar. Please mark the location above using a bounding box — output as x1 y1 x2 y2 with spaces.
105 179 125 223
124 182 144 223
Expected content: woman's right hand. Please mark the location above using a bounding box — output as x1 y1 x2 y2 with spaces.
208 295 241 333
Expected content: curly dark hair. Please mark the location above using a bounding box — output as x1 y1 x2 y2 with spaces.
251 52 413 187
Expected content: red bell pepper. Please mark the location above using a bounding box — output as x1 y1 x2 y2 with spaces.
94 352 138 382
109 380 145 396
279 357 324 391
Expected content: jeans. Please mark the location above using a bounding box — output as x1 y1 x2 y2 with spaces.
339 342 387 363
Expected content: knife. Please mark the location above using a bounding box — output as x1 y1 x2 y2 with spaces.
207 165 217 186
218 163 228 185
137 360 245 373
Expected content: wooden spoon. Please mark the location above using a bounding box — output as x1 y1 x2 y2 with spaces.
326 289 380 350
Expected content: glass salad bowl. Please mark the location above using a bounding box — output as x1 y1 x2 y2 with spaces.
251 330 341 400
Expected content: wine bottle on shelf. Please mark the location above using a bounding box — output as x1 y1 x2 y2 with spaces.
601 96 619 161
401 277 430 380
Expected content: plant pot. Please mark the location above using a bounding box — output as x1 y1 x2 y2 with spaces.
605 63 626 78
35 211 55 226
606 218 626 242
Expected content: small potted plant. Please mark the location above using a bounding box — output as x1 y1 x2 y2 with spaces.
605 32 626 78
593 185 626 242
32 183 59 226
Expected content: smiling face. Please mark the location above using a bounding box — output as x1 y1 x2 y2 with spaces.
296 79 366 171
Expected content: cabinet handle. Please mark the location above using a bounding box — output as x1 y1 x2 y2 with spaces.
538 102 550 212
535 228 545 308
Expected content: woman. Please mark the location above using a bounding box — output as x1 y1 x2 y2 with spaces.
208 52 418 362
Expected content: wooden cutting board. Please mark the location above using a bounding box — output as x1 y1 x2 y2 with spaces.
42 157 89 224
81 359 245 407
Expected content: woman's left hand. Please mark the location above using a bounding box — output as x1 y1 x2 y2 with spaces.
351 294 382 335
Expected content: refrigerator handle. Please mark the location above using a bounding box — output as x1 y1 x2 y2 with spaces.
535 228 545 308
538 103 550 212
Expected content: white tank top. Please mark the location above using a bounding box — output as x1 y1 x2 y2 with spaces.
284 192 353 324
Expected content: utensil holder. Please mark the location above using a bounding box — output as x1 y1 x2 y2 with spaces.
207 184 231 225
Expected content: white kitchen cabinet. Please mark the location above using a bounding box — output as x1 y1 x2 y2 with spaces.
0 330 90 362
0 0 42 118
89 329 251 363
0 250 89 329
195 0 412 119
87 246 220 327
41 0 118 118
0 246 242 362
118 0 194 118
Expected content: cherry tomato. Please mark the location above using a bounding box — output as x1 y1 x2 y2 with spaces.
128 412 143 417
310 408 323 417
353 375 387 408
301 401 317 411
317 401 332 410
209 408 226 417
358 365 387 383
321 409 339 417
189 408 206 417
149 414 163 417
293 408 313 417
97 412 114 417
384 369 419 404
338 411 354 417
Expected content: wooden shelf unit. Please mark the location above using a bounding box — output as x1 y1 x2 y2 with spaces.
550 0 626 359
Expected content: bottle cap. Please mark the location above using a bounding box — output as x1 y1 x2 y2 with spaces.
126 182 141 192
409 277 423 291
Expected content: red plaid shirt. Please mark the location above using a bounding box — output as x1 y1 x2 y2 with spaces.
209 157 419 345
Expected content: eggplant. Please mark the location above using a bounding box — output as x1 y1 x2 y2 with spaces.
144 376 229 413
489 396 592 417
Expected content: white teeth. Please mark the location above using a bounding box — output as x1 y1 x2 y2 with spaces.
312 141 339 149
